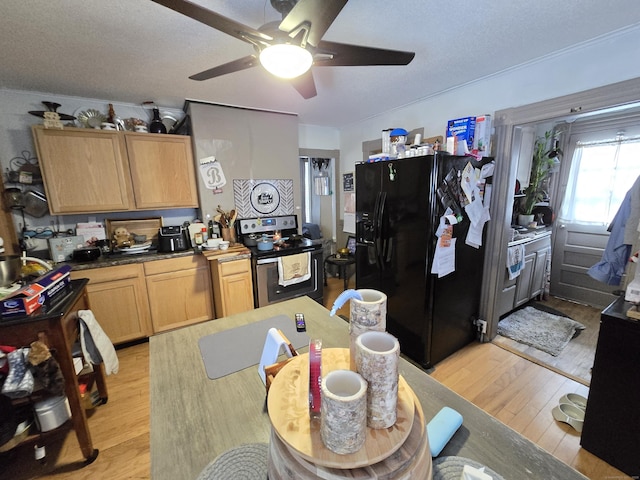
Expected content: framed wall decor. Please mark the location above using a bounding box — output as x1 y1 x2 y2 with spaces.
233 179 294 217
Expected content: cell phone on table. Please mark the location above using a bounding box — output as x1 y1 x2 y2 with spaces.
295 313 306 332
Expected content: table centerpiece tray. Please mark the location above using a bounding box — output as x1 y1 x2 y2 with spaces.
267 348 416 469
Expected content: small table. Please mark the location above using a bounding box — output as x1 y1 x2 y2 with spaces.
323 254 355 290
0 279 107 463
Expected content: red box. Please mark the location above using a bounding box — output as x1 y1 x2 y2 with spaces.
0 265 72 317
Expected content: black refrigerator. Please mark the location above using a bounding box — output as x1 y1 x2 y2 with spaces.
355 153 491 368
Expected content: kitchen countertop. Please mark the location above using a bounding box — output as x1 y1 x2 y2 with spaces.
64 245 251 271
149 296 587 480
508 225 552 247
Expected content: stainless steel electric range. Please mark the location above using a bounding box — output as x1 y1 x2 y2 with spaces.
236 215 324 307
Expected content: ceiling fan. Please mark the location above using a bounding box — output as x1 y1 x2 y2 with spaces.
151 0 415 99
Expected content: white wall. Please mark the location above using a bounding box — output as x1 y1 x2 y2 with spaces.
298 124 340 150
337 25 640 199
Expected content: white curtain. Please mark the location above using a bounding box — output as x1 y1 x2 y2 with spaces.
559 136 640 225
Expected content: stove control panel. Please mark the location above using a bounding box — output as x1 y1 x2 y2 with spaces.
238 215 298 235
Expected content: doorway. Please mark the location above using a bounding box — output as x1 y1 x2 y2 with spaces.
299 156 336 242
484 79 640 384
550 111 640 309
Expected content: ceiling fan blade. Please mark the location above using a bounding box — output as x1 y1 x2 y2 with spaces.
189 55 259 81
151 0 272 45
314 40 415 67
279 0 347 47
289 70 317 99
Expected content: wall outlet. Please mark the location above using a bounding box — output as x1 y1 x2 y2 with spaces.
477 319 487 334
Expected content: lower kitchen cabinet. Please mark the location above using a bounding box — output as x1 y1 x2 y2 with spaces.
514 252 536 307
498 233 551 317
144 255 214 332
210 257 254 318
70 264 153 344
71 255 214 343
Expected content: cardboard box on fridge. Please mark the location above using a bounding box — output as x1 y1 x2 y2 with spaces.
446 117 476 155
472 115 492 157
0 265 72 317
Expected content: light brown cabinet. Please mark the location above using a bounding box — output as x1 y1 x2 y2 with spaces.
124 133 198 209
31 126 198 214
210 257 254 318
32 126 132 213
70 264 153 344
144 255 214 333
72 255 214 343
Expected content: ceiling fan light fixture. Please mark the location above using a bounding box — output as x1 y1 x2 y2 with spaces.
259 44 313 79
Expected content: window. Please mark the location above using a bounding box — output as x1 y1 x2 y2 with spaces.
560 135 640 225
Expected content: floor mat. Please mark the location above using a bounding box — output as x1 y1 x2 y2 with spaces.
497 306 585 356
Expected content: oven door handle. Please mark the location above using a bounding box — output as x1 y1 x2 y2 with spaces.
256 247 317 265
256 257 280 265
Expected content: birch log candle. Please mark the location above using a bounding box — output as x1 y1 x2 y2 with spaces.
349 289 387 370
320 369 368 455
355 331 400 429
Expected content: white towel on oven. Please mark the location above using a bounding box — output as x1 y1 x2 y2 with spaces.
277 252 311 286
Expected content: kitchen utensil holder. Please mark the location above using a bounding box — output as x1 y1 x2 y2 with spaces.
221 227 236 244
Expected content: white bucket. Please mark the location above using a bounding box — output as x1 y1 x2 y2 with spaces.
34 395 71 432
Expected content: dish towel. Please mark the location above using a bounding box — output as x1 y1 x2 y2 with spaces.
79 309 119 375
277 252 311 287
507 244 526 280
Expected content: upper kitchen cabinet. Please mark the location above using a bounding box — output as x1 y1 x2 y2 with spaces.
124 133 198 209
32 126 132 213
31 126 198 214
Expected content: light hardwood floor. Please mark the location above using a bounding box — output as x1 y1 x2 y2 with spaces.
0 274 629 479
493 296 602 386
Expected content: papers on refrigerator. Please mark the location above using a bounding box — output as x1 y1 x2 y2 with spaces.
431 212 458 278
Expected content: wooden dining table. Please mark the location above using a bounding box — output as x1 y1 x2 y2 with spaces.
149 296 587 480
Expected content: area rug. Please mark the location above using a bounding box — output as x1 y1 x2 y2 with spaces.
497 306 585 356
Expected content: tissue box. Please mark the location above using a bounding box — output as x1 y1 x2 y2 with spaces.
446 117 476 154
367 153 391 162
472 115 492 157
0 265 72 317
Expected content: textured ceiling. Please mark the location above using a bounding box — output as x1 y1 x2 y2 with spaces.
1 0 640 126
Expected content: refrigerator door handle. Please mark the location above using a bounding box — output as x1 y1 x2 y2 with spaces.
372 192 382 239
384 237 394 263
376 192 387 270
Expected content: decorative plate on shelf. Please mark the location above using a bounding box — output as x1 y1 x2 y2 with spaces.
75 108 107 128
